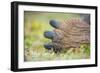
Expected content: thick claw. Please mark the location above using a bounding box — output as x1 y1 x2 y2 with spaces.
44 43 53 50
44 31 56 39
50 19 60 28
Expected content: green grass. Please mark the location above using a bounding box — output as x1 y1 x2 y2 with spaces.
24 44 90 61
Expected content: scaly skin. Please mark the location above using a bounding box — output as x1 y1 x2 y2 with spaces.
44 18 90 53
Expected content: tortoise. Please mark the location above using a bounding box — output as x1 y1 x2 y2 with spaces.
44 14 90 53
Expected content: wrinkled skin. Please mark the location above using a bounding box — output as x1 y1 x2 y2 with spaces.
44 16 90 53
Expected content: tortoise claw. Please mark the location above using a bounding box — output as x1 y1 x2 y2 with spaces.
50 19 60 28
44 43 53 50
44 31 56 39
